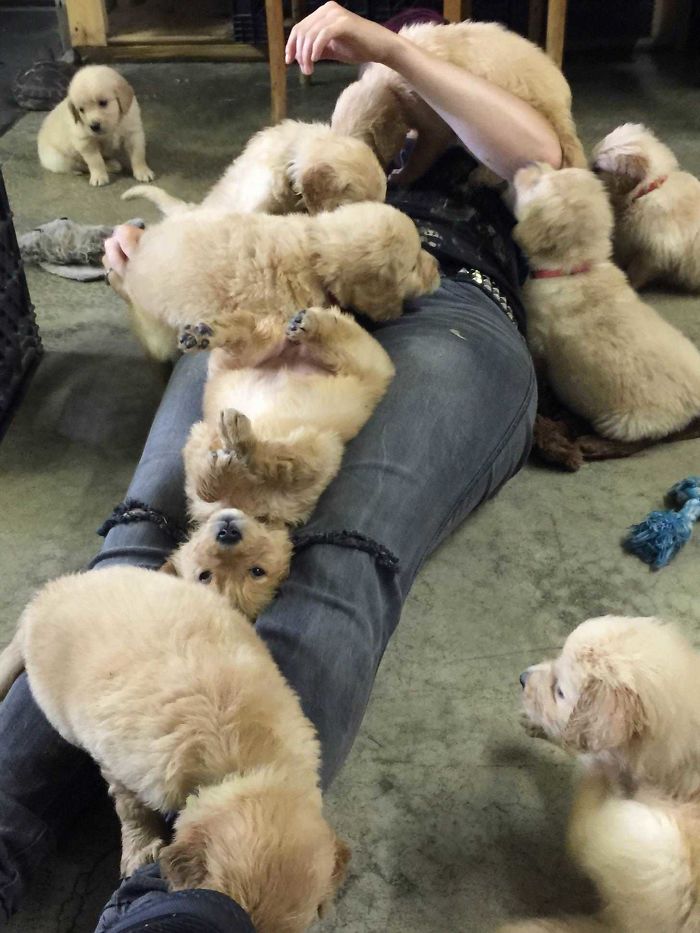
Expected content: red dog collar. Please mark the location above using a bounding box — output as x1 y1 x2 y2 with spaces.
632 176 668 200
530 263 592 279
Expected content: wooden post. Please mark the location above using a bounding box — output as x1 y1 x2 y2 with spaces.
545 0 568 67
442 0 473 23
265 0 287 123
64 0 108 47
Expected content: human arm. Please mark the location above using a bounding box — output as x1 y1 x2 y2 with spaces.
285 2 562 180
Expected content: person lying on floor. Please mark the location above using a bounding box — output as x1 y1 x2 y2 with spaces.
0 4 558 930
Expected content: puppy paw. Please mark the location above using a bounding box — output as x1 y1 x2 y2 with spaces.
179 322 214 352
89 171 109 187
209 447 235 470
286 308 320 342
120 838 164 878
519 713 548 740
133 165 156 183
106 159 122 173
219 408 254 454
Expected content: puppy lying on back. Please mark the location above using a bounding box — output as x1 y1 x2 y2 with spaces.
592 123 700 291
503 615 700 933
163 506 292 619
332 20 586 186
184 305 395 527
512 162 700 442
112 204 439 360
0 567 349 933
38 65 154 187
123 119 387 216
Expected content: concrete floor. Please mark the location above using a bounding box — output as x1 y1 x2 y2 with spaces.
0 49 699 933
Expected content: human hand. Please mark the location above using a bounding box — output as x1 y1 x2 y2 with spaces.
102 223 145 279
285 1 399 75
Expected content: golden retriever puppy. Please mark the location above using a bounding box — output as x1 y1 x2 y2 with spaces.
0 567 349 933
114 202 439 360
331 20 586 186
184 305 394 526
512 162 700 442
504 615 700 933
123 119 387 216
162 507 293 619
591 123 700 291
38 65 154 187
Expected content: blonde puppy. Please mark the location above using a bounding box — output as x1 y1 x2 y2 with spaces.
592 123 700 291
123 119 387 216
163 507 293 619
0 568 349 933
512 162 700 442
114 202 439 360
38 65 154 187
331 20 586 186
505 615 700 933
184 305 395 527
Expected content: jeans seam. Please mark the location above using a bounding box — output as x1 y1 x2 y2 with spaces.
426 361 536 553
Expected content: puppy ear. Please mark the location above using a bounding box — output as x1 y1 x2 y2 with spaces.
318 836 351 918
113 73 135 115
68 100 81 124
159 558 179 576
616 151 648 182
300 163 345 214
160 828 208 890
563 678 647 753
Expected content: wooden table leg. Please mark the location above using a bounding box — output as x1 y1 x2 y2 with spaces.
545 0 568 67
442 0 473 23
65 0 108 47
265 0 287 123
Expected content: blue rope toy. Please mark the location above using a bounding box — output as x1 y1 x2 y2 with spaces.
625 477 700 569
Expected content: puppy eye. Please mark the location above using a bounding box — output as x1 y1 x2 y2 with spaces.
555 684 565 701
79 107 85 113
98 99 108 108
198 570 213 584
249 566 266 578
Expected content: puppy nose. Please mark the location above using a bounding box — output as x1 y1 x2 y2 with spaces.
90 121 101 132
215 519 242 546
519 670 530 689
591 163 602 174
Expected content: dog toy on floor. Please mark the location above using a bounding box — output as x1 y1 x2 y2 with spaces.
625 477 700 569
19 217 144 281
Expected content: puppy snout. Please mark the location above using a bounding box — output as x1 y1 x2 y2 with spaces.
519 670 531 689
215 517 242 547
90 121 102 132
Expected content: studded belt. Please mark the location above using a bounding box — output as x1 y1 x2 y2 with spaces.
453 266 519 328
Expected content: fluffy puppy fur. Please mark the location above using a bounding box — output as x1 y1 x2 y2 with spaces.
591 123 700 291
114 202 439 361
512 162 700 441
162 507 292 619
184 305 395 527
123 119 387 216
503 615 700 933
38 65 154 187
0 568 349 933
331 20 586 186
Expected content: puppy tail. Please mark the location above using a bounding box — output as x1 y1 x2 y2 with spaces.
122 184 189 216
559 124 588 169
0 632 24 700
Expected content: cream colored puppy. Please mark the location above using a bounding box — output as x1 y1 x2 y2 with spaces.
512 162 700 442
113 202 439 360
184 305 395 527
123 119 386 216
0 568 349 933
332 20 586 186
592 123 700 291
503 615 700 933
38 65 154 187
163 507 293 619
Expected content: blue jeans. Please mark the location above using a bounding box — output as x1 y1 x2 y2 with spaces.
0 278 536 930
